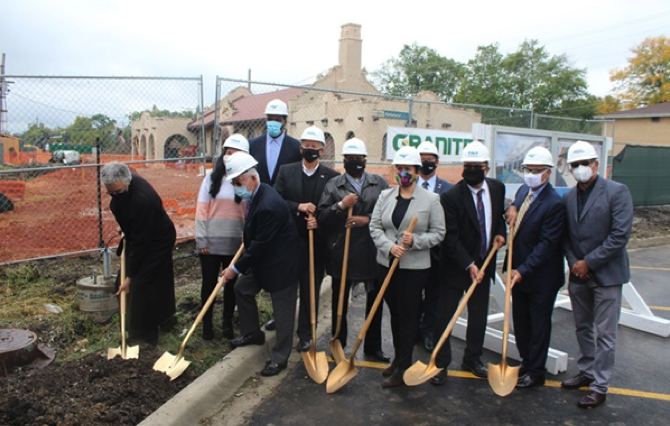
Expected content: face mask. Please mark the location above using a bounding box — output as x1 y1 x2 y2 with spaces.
223 155 232 164
267 121 283 138
572 165 593 183
301 148 320 163
395 170 416 187
420 161 437 176
234 184 252 200
462 168 486 186
110 191 129 201
344 159 365 178
523 172 545 189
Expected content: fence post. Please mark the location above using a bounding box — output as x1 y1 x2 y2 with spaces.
95 138 104 250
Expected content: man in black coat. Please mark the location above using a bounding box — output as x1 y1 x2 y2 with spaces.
431 141 506 385
101 163 176 346
274 126 340 352
222 152 301 377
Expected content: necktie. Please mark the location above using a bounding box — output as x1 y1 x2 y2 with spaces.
268 139 279 178
422 181 429 191
514 193 533 238
476 189 487 259
244 200 252 220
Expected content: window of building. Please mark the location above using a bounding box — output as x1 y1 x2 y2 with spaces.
651 117 660 123
346 131 355 140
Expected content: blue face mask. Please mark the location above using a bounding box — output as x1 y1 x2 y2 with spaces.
267 121 283 138
234 185 252 200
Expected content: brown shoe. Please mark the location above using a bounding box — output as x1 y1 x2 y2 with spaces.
577 391 606 408
561 373 594 389
381 368 405 387
382 359 397 377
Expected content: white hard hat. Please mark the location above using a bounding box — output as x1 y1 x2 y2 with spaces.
265 99 288 116
341 138 368 156
222 134 249 153
300 126 325 145
417 141 439 157
392 146 422 166
523 146 554 167
567 141 597 163
461 141 490 163
225 152 258 180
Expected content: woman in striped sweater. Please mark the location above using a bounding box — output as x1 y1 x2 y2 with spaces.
195 134 248 340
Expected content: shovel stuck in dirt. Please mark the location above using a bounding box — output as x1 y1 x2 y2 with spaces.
107 237 139 360
154 244 244 380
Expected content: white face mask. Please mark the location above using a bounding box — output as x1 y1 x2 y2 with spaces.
523 172 545 189
223 155 232 164
572 165 593 183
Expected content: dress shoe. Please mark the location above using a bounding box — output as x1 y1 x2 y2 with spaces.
264 318 276 331
222 327 235 340
296 339 311 352
462 359 488 378
202 323 214 341
260 361 287 377
230 333 265 348
364 350 391 363
518 364 528 377
561 373 594 389
516 374 545 389
382 359 398 377
577 391 606 408
422 336 435 353
381 368 405 387
429 369 449 386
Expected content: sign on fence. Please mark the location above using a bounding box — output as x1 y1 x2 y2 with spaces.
386 126 473 162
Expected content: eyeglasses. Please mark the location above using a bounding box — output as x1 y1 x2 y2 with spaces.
106 189 127 196
463 164 487 170
569 160 595 168
522 167 548 175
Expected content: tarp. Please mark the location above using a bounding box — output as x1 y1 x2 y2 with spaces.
612 145 670 206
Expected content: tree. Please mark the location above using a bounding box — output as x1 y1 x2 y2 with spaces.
371 43 465 102
126 105 196 121
453 44 511 107
19 122 55 149
609 36 670 108
65 114 117 148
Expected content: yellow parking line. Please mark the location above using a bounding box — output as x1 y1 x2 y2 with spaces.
630 266 670 271
650 306 670 312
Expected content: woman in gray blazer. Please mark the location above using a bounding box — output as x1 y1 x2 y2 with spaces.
370 146 446 387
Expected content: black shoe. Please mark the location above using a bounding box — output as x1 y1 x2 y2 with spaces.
518 364 528 378
264 319 276 331
230 333 265 348
429 369 448 386
203 323 214 341
422 336 435 353
516 374 545 389
260 361 287 377
462 359 488 378
222 327 235 340
364 350 391 363
296 339 311 352
561 373 595 389
577 391 606 408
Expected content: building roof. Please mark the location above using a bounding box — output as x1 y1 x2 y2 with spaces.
597 102 670 119
221 88 304 125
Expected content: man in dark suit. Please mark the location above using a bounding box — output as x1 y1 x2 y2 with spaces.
274 126 340 352
248 99 301 187
222 152 301 377
560 141 633 408
416 141 452 353
431 141 506 385
504 146 567 389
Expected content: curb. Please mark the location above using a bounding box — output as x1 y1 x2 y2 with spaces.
138 277 333 426
627 235 670 250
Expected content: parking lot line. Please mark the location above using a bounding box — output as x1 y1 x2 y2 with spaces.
649 306 670 311
630 266 670 271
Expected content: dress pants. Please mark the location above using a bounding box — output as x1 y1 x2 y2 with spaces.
235 271 298 365
433 277 491 368
331 276 384 353
418 261 440 340
199 254 236 331
569 281 623 394
296 262 325 341
381 265 430 369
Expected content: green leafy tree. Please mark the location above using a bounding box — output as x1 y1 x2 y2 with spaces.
65 114 117 148
453 44 511 107
19 122 55 148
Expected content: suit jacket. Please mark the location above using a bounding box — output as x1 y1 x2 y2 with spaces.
234 183 300 292
563 176 633 286
248 133 301 186
510 183 566 293
370 186 446 270
429 176 452 261
440 178 506 290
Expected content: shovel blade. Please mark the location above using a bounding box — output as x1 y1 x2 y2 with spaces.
487 363 519 397
403 361 443 387
326 360 358 394
328 339 346 364
153 351 191 381
301 350 329 384
107 347 121 360
123 345 140 360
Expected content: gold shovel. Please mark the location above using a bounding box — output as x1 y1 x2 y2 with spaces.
328 206 352 364
154 244 244 380
326 217 418 394
488 223 519 396
107 236 139 360
404 242 501 386
301 214 329 384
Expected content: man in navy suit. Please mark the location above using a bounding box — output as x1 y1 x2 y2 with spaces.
505 146 567 389
222 152 301 377
248 99 301 187
416 141 451 353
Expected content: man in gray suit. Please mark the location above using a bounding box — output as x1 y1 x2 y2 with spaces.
561 141 633 408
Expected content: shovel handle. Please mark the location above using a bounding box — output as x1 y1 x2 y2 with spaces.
347 216 418 362
308 214 317 335
175 244 245 360
500 223 515 366
119 234 128 354
331 207 353 341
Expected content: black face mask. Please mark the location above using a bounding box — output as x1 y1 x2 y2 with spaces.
420 161 437 175
301 148 320 163
462 168 486 186
344 159 365 178
110 191 130 202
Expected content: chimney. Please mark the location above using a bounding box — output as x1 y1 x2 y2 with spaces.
338 23 362 83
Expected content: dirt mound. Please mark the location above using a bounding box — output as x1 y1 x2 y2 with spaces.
0 346 196 426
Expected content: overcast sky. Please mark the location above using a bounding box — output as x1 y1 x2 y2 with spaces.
2 0 669 107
